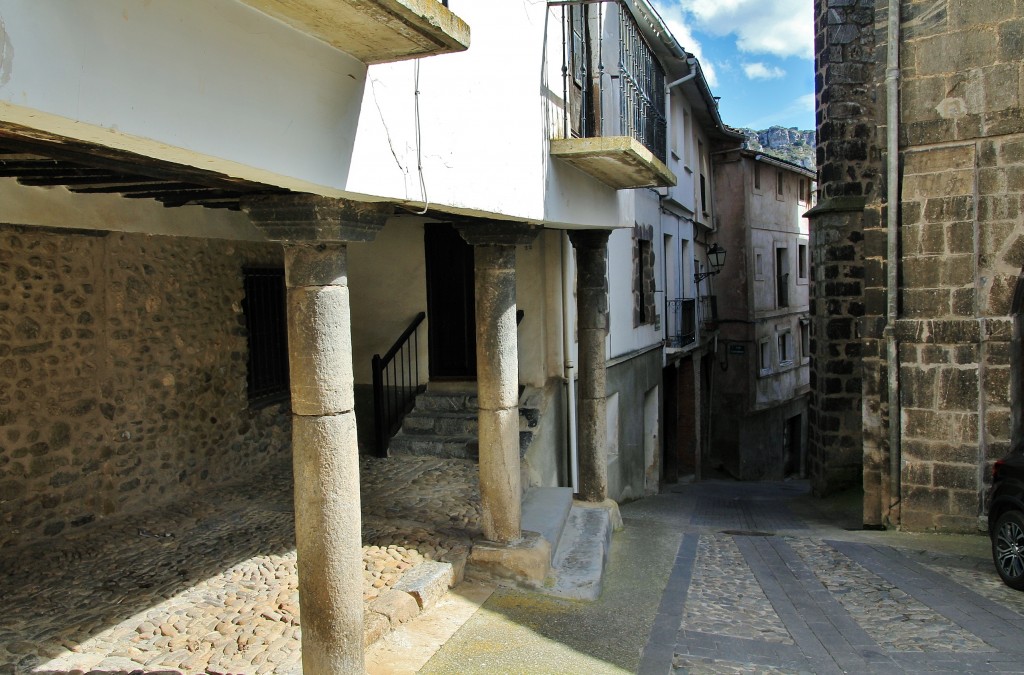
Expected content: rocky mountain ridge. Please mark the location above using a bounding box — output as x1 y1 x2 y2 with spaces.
738 126 816 170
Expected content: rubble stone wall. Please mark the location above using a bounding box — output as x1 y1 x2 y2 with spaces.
808 0 879 496
0 224 291 547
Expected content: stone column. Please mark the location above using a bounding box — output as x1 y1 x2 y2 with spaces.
242 194 390 675
458 222 538 544
568 229 611 503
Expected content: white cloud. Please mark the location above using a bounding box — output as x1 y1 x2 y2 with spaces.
650 1 718 87
743 62 786 80
675 0 814 60
796 93 816 112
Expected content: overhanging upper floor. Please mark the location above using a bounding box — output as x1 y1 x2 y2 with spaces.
239 0 470 63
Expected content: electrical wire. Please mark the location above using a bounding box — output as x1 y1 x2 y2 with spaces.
412 59 429 215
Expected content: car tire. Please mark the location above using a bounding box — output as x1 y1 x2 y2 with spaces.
993 509 1024 591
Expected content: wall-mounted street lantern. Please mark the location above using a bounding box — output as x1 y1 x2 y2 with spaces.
694 242 727 283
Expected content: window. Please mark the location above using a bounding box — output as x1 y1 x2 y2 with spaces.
797 243 808 284
759 339 772 375
799 178 810 204
776 170 784 198
242 268 290 405
754 162 761 191
754 249 765 281
775 247 789 308
634 228 656 326
778 331 792 366
800 320 810 360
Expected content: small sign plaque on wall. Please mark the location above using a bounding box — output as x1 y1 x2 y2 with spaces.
728 344 746 355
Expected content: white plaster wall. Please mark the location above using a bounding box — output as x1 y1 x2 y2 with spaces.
0 0 366 195
0 1 627 228
327 1 626 227
347 217 429 385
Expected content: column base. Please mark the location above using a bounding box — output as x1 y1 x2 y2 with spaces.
467 531 551 585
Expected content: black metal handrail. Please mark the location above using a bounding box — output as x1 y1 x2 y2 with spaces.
372 312 426 457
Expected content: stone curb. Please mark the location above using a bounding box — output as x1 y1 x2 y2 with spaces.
394 560 455 610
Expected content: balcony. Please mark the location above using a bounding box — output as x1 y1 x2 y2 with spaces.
550 1 676 190
239 0 470 64
550 136 675 190
666 298 696 349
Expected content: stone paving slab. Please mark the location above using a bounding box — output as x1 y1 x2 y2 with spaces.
640 484 1024 675
0 455 482 674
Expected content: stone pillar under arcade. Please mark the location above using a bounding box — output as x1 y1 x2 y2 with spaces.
243 194 390 675
568 229 611 503
457 222 538 544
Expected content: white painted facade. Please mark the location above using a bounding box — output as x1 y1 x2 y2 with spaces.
0 0 627 228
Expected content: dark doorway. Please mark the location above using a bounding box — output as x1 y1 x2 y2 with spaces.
424 223 476 379
784 414 802 478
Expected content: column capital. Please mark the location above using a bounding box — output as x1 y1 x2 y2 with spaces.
242 194 391 243
456 220 540 247
567 228 612 249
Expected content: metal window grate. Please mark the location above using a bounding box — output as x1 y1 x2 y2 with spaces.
242 268 289 405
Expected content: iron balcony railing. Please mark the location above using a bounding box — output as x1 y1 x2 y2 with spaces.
666 298 696 348
558 0 667 163
371 312 426 457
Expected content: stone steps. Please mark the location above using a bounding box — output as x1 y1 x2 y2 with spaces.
387 386 543 461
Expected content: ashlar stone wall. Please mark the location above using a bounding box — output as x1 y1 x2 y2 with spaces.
0 224 290 547
889 0 1024 531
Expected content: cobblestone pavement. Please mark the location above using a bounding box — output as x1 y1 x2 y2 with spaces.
640 482 1024 674
0 456 481 674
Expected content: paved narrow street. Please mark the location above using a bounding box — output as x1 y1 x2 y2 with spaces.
4 460 1022 674
413 481 1024 674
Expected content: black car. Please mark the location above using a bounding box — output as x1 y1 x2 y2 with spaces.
987 444 1024 590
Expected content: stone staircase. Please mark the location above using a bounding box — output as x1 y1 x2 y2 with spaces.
387 384 542 460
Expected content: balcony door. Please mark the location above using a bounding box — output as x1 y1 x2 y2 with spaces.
424 223 477 380
567 4 595 139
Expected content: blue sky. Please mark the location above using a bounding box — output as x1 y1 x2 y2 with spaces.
651 0 816 131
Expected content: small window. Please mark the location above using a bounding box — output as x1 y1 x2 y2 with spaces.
800 320 810 360
759 340 772 375
634 235 656 326
797 243 808 284
754 249 765 281
778 331 792 366
798 178 808 204
243 267 290 405
776 170 784 197
775 247 789 308
754 162 761 191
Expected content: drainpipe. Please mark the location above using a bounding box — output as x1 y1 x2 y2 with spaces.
562 231 579 491
885 0 902 525
666 59 697 91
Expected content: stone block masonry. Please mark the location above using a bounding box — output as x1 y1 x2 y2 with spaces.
0 224 290 548
813 0 1024 531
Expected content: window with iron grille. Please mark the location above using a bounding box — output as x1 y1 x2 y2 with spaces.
242 267 289 405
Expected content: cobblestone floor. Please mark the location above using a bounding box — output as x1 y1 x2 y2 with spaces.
0 455 481 674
